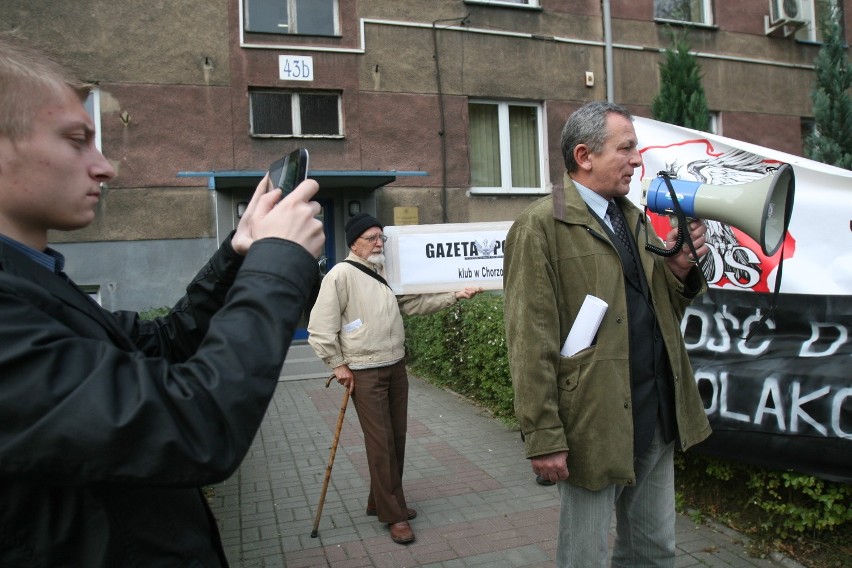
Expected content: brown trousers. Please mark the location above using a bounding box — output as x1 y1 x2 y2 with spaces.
351 360 409 523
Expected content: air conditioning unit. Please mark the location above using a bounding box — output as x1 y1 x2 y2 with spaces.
765 0 807 37
770 0 805 23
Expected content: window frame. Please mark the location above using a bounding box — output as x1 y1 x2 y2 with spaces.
243 0 340 37
83 89 103 152
800 117 816 154
709 111 721 135
795 0 836 42
464 0 541 9
249 90 344 139
79 284 102 306
468 99 547 196
653 0 715 27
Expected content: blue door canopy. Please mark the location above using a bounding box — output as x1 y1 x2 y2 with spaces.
178 169 428 190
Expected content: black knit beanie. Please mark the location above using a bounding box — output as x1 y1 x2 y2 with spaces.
345 213 383 247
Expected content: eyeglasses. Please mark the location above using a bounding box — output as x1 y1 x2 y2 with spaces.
360 234 388 244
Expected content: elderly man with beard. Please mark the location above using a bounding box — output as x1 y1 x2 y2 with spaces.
308 213 481 544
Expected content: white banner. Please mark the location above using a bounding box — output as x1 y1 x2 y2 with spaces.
383 222 512 294
630 117 852 295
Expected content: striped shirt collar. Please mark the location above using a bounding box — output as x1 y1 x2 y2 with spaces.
0 233 66 275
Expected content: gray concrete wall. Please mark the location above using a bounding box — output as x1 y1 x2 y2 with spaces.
54 238 218 313
1 0 230 244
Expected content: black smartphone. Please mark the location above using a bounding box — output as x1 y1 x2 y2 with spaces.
268 148 309 198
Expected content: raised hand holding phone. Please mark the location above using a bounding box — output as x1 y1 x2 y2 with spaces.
232 170 324 258
268 148 309 198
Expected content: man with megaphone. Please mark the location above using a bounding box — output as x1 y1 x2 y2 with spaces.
504 101 712 567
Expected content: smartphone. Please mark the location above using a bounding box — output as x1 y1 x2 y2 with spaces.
268 148 309 198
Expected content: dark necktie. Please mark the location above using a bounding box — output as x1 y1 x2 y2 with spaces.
607 201 633 254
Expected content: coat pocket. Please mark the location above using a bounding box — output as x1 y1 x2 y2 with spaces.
556 347 595 392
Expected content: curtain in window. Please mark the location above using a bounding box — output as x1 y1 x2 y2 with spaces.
469 104 501 187
689 0 707 22
655 0 707 23
509 105 540 188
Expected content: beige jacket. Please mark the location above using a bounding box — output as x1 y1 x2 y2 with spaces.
308 253 457 370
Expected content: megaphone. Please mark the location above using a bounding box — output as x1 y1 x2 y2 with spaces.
641 163 795 257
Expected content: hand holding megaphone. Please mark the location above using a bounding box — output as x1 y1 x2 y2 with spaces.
662 219 709 281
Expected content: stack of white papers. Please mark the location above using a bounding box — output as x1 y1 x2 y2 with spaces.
561 295 608 357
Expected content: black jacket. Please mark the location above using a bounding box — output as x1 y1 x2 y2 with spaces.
0 235 318 567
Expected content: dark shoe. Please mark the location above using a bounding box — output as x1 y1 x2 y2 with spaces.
536 474 556 486
389 521 415 544
366 506 417 520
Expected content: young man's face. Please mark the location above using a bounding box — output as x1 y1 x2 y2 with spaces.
0 85 114 249
585 113 642 200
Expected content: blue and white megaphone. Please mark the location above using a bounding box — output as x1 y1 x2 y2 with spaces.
641 163 795 257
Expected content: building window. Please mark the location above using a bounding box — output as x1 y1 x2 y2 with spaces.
468 101 544 194
796 0 837 42
654 0 714 25
250 91 342 137
465 0 540 7
801 117 816 153
709 111 721 134
244 0 338 36
83 89 103 152
79 284 102 306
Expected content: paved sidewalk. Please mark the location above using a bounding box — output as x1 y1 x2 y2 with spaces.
209 367 802 568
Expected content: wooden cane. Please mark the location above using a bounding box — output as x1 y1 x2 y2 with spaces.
310 375 351 538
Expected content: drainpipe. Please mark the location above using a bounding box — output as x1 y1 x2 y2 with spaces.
431 20 449 224
431 14 470 224
602 0 615 102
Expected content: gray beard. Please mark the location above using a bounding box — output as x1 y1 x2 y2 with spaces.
368 253 385 268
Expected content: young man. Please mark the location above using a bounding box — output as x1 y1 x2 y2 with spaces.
308 213 481 544
504 101 712 567
0 35 325 565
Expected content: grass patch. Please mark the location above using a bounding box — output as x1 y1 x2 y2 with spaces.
675 452 852 568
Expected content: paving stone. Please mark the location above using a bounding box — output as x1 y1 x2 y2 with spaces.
210 363 803 568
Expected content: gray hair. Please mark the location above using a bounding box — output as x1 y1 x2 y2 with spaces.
560 101 634 172
0 33 91 140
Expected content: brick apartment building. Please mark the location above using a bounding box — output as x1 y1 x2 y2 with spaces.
1 0 848 324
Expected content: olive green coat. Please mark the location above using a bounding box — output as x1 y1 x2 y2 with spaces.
503 175 711 491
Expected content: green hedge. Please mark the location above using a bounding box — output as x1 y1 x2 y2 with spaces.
403 292 851 541
139 306 170 320
404 292 514 420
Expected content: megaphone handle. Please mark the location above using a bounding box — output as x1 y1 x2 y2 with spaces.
644 220 684 257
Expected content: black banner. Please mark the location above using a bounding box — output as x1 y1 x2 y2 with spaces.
683 290 852 483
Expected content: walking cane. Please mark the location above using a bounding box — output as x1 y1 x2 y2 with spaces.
310 374 351 538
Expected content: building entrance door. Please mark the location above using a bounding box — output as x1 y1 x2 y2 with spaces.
293 197 335 340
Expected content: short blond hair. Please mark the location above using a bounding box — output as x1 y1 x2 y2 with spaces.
0 33 92 140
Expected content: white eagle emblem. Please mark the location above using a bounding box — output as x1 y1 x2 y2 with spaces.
475 238 498 257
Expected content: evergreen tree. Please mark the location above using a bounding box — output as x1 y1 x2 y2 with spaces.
804 3 852 169
651 29 710 131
